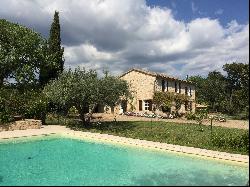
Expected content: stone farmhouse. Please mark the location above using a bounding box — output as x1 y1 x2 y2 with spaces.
95 68 196 115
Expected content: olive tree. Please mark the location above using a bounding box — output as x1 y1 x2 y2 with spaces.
43 67 130 125
0 19 50 86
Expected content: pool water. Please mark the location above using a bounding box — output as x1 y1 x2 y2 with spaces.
0 136 248 186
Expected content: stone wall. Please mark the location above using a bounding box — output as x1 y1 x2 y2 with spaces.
120 70 196 113
104 69 196 114
0 119 42 132
120 70 156 112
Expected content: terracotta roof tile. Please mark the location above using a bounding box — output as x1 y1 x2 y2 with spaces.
120 68 193 84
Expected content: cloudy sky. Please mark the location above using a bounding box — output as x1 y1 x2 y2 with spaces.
0 0 249 79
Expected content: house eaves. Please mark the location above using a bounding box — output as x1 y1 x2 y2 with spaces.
120 68 193 84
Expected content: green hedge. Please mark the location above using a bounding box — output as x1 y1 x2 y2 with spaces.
0 88 48 123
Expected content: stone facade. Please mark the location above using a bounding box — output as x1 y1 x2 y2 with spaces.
97 68 196 115
120 70 156 112
0 119 42 132
119 68 196 114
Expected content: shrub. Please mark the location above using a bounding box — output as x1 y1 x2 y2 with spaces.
0 111 14 124
231 109 249 120
0 88 15 124
68 106 79 115
186 112 196 120
0 87 48 122
23 92 48 119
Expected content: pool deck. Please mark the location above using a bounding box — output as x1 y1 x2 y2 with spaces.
0 125 249 166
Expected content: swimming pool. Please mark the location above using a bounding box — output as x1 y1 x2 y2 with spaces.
0 136 248 186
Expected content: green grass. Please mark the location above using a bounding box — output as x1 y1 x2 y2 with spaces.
46 117 249 155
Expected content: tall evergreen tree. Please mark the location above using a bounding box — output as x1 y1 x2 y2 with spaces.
39 11 64 87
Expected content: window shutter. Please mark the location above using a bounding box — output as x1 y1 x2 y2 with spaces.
139 100 142 111
149 100 152 111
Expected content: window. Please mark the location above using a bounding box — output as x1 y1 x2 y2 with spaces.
162 80 165 92
185 87 192 96
185 101 192 111
189 87 192 96
175 82 181 93
144 100 152 111
121 100 127 112
145 101 150 110
162 80 168 92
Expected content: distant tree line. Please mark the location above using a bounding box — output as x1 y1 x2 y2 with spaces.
189 63 249 119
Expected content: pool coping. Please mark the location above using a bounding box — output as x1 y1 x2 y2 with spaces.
0 125 249 166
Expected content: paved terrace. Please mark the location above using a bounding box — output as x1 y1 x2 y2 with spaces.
0 125 249 166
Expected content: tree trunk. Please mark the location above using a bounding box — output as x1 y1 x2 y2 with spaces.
89 103 98 116
75 105 87 126
83 104 98 126
79 110 86 126
212 101 216 112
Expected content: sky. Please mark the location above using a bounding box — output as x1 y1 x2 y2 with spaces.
0 0 249 79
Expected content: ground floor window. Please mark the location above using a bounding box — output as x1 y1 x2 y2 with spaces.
94 104 104 113
121 100 127 112
139 100 152 111
144 100 152 111
144 101 150 110
185 101 192 111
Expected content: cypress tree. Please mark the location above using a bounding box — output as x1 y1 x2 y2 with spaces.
39 11 64 87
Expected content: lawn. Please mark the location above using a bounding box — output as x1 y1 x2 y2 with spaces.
58 120 249 155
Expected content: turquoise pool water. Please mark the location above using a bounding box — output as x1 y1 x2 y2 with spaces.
0 136 248 186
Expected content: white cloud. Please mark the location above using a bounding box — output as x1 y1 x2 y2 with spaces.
0 0 248 78
187 18 224 49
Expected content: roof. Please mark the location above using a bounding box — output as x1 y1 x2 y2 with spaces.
119 68 193 84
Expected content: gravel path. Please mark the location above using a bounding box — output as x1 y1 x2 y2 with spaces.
92 113 249 130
